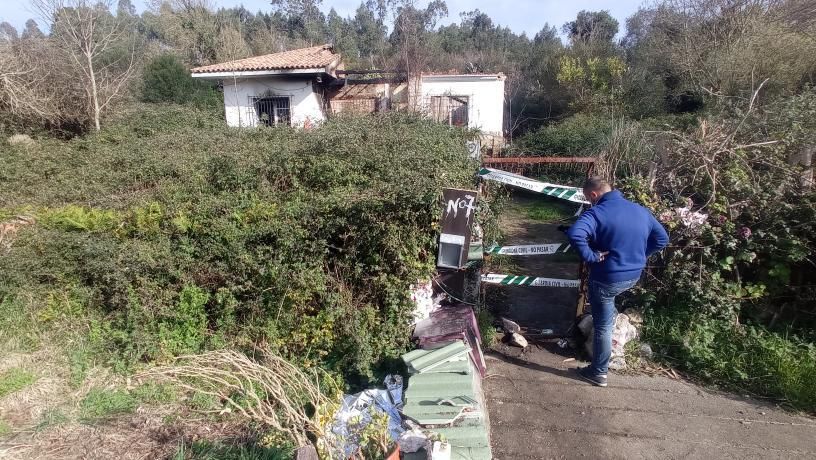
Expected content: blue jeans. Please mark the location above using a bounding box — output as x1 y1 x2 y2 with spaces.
588 278 639 376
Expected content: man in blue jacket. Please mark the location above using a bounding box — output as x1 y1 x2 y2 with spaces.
567 177 669 387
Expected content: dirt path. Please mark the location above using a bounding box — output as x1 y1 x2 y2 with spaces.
483 192 816 459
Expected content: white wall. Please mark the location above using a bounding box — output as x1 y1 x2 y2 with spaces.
419 75 505 136
221 76 326 128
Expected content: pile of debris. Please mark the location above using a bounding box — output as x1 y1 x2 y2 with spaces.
577 308 646 370
399 304 492 460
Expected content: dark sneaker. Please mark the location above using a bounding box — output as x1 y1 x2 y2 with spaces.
577 366 608 387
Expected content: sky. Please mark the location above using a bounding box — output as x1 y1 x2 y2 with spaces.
0 0 644 38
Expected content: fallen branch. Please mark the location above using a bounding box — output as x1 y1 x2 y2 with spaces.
138 348 337 449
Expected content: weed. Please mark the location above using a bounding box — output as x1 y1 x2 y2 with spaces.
39 205 121 233
173 439 293 460
158 285 210 357
0 367 37 398
79 388 137 422
132 382 178 404
0 295 41 352
477 309 498 350
67 347 93 388
0 419 10 437
516 199 577 223
485 254 523 274
189 392 219 411
642 310 816 410
35 408 69 432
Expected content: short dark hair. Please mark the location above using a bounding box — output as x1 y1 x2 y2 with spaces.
583 176 611 192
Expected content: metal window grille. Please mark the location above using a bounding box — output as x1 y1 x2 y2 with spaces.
429 95 469 127
254 97 291 127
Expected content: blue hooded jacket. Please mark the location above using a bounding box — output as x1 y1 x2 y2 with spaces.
567 190 669 283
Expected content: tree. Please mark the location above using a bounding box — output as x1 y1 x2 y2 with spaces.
117 0 136 16
270 0 326 45
33 0 137 131
622 0 816 111
563 10 619 45
21 19 45 39
150 0 220 65
326 8 359 65
0 40 51 119
352 1 387 68
389 0 448 77
215 23 251 62
0 22 18 42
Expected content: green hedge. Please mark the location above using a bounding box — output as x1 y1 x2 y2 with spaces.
0 105 478 382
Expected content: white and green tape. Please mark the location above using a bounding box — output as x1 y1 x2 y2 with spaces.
481 273 580 288
478 167 589 205
486 243 572 256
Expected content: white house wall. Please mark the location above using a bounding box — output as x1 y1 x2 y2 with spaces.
419 76 505 136
221 77 326 128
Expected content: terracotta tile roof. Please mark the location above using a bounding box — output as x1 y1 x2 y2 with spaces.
191 44 340 74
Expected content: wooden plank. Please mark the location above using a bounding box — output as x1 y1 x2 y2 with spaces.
482 156 596 164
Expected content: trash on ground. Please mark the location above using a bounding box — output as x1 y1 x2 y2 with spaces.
579 313 639 368
385 374 404 408
428 440 452 460
412 304 486 376
638 343 653 359
410 279 437 324
323 388 404 459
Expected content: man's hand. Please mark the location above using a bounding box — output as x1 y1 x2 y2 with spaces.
597 251 609 262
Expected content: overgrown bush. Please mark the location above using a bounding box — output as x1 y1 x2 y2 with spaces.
0 105 479 384
614 90 816 409
141 54 221 108
513 113 614 156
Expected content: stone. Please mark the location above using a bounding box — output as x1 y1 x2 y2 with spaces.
508 332 528 348
7 134 35 147
501 317 521 333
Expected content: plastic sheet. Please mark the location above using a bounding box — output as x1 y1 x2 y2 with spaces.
324 388 404 459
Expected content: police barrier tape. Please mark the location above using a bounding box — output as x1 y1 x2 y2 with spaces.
481 273 580 288
478 167 589 205
486 243 572 256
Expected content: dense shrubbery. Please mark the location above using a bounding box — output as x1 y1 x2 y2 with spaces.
608 91 816 409
514 114 614 156
0 105 479 383
141 54 221 108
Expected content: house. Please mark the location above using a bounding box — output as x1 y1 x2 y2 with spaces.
191 44 506 139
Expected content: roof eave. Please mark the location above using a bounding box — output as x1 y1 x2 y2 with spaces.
191 68 332 79
421 73 506 81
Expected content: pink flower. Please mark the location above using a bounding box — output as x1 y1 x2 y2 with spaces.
738 226 752 239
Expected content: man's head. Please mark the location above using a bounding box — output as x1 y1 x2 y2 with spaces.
583 176 612 205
